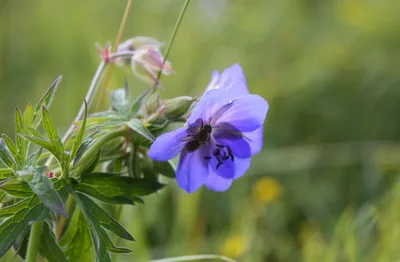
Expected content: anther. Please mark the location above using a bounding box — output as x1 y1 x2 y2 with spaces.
216 157 223 169
213 148 220 156
226 146 234 161
204 156 211 160
216 144 225 149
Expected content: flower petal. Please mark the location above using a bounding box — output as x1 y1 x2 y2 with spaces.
148 127 188 161
205 171 233 192
218 64 249 96
213 129 252 158
187 88 228 125
215 94 269 132
205 70 220 92
210 155 251 179
243 127 264 155
176 146 210 193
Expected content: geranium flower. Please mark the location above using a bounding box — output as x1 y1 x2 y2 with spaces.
149 64 269 193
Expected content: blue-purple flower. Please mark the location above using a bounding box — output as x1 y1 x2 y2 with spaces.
149 64 269 193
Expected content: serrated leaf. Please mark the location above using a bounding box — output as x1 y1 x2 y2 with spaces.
0 179 33 198
60 207 93 261
125 118 155 142
42 107 64 157
0 139 15 168
71 100 88 162
75 192 134 241
39 222 68 262
154 160 176 178
34 76 62 113
75 192 133 262
21 168 67 217
23 104 34 130
1 134 19 164
75 173 164 205
0 195 46 257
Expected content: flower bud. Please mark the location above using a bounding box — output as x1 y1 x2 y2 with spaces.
115 36 163 67
162 96 196 120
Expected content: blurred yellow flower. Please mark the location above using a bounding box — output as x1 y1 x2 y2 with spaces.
252 177 282 204
220 235 247 259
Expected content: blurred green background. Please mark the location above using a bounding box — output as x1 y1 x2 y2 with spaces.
2 0 400 261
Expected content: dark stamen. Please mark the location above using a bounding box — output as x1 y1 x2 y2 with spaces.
216 144 225 149
223 155 230 160
204 156 211 160
216 156 223 169
226 146 234 161
213 148 220 156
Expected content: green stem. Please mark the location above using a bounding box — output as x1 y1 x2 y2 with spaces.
26 222 43 262
75 126 128 170
45 61 107 170
153 0 191 87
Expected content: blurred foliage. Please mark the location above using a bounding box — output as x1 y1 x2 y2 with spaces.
2 0 400 261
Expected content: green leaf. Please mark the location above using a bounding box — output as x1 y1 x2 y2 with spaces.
42 107 64 157
154 160 176 178
28 127 43 138
14 107 27 160
19 135 57 157
125 118 155 142
130 87 151 116
12 227 29 260
0 195 46 256
0 139 15 168
75 192 134 262
71 100 88 161
1 134 19 164
23 104 34 130
0 169 14 181
80 150 100 175
21 167 67 217
60 207 93 261
75 192 134 241
0 179 33 198
75 173 164 205
72 136 96 167
39 222 68 262
111 87 130 115
34 76 62 113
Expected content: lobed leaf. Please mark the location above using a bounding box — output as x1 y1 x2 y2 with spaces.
71 100 88 162
21 167 67 217
39 222 68 262
75 172 164 205
0 195 46 256
1 134 20 165
0 139 15 168
75 192 134 262
23 104 34 130
125 118 155 142
34 76 62 113
0 179 33 198
42 107 64 158
60 207 93 262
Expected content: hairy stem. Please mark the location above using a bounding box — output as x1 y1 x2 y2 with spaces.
96 0 133 111
26 222 43 262
45 61 107 169
154 0 191 86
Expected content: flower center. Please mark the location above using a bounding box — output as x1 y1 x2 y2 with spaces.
204 144 234 169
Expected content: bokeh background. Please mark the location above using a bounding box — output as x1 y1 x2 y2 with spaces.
2 0 400 261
